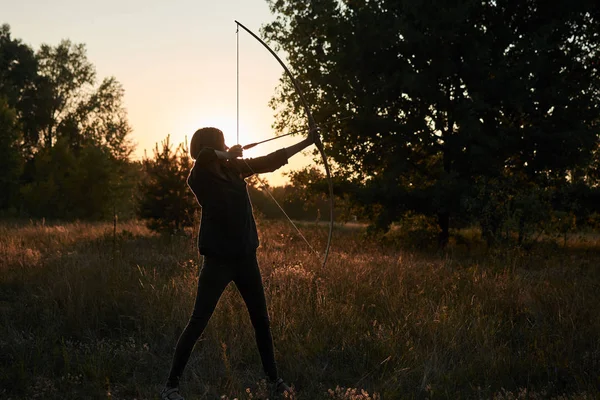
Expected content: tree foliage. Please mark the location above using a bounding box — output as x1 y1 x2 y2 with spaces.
0 97 22 211
19 139 119 219
264 0 600 244
0 24 136 219
34 40 132 159
246 170 331 221
137 135 197 232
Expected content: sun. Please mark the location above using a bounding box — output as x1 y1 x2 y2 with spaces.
166 103 278 158
173 113 242 148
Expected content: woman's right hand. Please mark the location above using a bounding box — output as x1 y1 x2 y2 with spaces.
227 144 243 159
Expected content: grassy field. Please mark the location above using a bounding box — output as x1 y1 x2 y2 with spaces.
1 219 599 399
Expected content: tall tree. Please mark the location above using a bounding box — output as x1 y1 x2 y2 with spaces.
0 24 39 158
0 97 22 211
264 0 600 244
35 40 95 148
137 135 197 232
35 40 132 158
0 24 37 110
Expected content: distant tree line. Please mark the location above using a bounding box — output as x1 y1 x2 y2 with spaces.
4 2 600 248
264 0 600 245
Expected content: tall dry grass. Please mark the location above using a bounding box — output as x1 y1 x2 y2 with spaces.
0 219 599 399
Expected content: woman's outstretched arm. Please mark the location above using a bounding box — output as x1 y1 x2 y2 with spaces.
232 129 317 176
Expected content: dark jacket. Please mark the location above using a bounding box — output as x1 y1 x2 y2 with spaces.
187 148 288 257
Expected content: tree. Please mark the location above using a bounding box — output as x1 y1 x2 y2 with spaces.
0 25 36 210
263 0 600 245
0 97 23 211
35 40 132 159
19 137 125 219
0 23 38 122
137 135 197 232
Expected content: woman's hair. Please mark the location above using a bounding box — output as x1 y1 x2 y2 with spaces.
190 127 225 160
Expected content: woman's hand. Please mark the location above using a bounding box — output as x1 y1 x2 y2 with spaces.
309 126 320 144
227 144 243 159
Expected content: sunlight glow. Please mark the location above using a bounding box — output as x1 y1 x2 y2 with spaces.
173 114 239 148
2 0 314 186
169 110 269 153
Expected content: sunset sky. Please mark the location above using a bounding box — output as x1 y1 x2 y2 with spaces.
3 0 313 185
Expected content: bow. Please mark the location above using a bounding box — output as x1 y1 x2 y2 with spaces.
235 20 334 269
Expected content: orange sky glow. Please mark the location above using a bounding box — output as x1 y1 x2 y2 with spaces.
3 0 314 186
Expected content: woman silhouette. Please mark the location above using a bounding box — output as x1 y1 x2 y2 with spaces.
161 126 316 400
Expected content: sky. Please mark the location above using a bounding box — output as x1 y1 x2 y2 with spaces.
2 0 314 186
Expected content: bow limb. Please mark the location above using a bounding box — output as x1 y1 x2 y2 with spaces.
235 20 333 269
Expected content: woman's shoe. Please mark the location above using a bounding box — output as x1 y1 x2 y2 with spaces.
270 377 292 398
160 387 184 400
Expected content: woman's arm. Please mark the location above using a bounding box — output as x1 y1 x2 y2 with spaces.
229 128 317 176
284 136 313 159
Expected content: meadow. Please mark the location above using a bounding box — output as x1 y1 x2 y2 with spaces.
1 219 599 399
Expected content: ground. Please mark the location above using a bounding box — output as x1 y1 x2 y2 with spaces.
1 219 599 399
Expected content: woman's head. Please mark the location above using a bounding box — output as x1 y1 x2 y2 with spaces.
190 127 226 159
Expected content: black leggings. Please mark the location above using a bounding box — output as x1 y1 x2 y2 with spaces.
166 253 278 388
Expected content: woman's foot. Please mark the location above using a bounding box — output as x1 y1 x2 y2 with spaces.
160 387 184 400
270 377 292 398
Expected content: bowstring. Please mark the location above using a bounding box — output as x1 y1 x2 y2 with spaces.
241 159 319 257
236 24 240 145
236 24 320 260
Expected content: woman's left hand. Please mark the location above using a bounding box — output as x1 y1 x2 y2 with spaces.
309 127 320 144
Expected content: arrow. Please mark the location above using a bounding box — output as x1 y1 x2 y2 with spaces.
241 116 351 150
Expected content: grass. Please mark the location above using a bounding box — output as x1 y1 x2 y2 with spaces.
0 219 599 399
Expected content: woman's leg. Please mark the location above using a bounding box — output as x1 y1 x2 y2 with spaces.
233 255 278 381
166 257 232 388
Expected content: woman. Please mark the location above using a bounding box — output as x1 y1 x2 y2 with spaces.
161 126 316 400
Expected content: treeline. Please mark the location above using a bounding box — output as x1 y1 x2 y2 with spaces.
4 2 600 248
